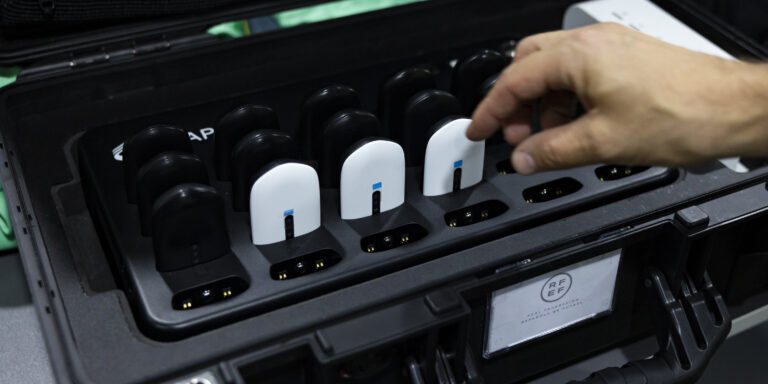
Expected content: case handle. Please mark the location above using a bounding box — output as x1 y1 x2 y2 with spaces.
569 268 730 384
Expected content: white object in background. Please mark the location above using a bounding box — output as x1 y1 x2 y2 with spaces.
250 162 321 245
564 0 748 173
423 118 485 196
340 140 406 220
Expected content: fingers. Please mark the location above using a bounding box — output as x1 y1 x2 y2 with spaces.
540 91 577 129
467 48 575 141
511 115 602 174
515 30 570 60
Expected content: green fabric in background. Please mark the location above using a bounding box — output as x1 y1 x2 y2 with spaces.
274 0 426 28
206 21 248 39
0 68 20 251
0 67 20 89
0 184 16 251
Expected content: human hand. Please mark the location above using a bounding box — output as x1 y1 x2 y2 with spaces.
466 22 768 174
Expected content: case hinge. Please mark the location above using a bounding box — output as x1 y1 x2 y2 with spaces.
131 36 172 56
70 49 111 69
19 33 214 80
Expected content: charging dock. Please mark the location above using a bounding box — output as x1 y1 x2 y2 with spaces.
76 40 676 338
172 276 248 310
361 223 428 253
445 200 508 228
523 178 584 203
595 165 651 181
269 249 342 280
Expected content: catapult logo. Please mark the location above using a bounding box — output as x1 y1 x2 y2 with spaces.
540 273 572 303
110 127 215 161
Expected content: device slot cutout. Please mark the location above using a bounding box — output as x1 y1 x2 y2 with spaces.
444 200 508 228
361 223 428 253
595 165 650 181
269 249 342 280
496 159 515 175
523 178 583 204
171 276 248 310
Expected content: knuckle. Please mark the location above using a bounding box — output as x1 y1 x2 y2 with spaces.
516 36 535 52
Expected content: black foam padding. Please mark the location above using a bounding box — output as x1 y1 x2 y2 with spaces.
136 152 210 236
402 90 463 166
123 125 193 203
214 105 280 180
451 49 510 115
151 184 230 272
299 85 360 160
320 109 381 188
378 68 437 141
230 130 299 211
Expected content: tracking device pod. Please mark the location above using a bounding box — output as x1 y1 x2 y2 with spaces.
320 109 381 188
340 139 405 220
250 161 321 246
423 118 485 196
402 90 463 166
378 68 437 142
152 183 230 272
136 152 209 236
123 125 193 203
231 130 299 211
452 49 509 115
214 105 279 180
300 85 361 160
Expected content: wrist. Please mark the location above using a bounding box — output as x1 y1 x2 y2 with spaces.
709 61 768 158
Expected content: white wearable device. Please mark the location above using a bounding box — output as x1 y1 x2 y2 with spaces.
423 118 485 196
340 139 406 220
250 162 321 245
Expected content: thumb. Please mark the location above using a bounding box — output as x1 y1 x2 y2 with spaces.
511 115 604 174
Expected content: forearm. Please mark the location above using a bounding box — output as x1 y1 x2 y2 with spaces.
715 62 768 159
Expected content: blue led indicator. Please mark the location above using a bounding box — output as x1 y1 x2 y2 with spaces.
283 209 294 217
454 160 463 168
372 182 382 191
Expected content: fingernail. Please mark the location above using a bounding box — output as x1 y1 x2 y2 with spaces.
513 152 537 174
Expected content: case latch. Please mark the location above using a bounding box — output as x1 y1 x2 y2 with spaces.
132 36 172 56
70 49 110 69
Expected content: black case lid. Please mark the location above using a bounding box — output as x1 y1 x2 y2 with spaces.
0 0 330 66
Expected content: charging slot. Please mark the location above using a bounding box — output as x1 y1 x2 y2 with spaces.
361 223 428 253
523 178 583 203
595 165 650 181
172 276 248 310
270 249 342 280
445 200 509 227
496 159 516 175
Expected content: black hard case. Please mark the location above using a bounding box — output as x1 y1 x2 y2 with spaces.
1 0 767 383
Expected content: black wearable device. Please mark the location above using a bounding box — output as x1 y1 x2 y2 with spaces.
299 85 361 161
320 109 381 188
451 49 510 115
378 67 438 142
401 89 463 166
214 105 280 180
151 183 230 272
136 151 209 236
230 129 299 211
122 125 192 203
